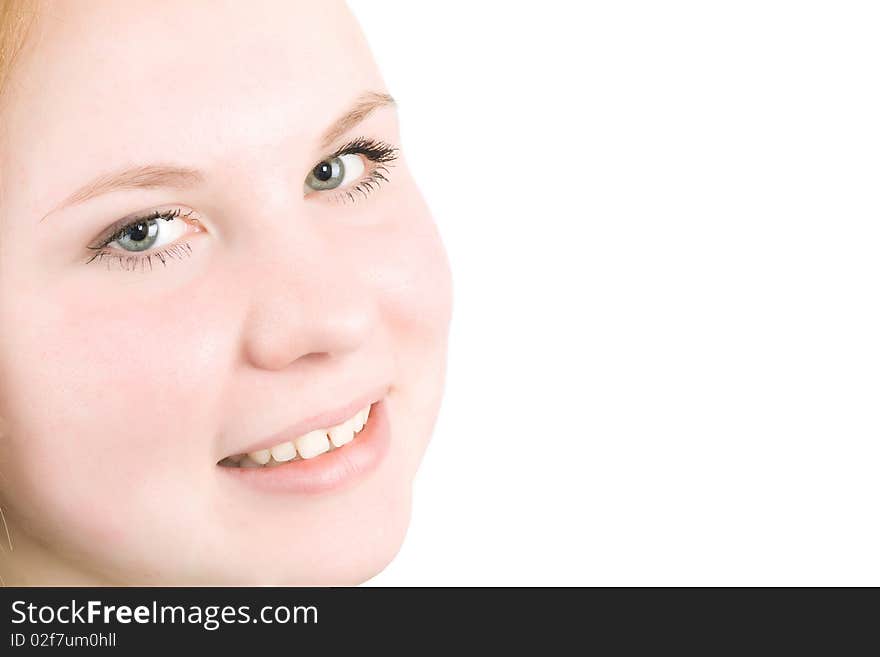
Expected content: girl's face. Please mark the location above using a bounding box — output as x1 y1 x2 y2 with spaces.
0 0 451 585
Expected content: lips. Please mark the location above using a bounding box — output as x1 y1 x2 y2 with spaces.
220 402 372 468
219 387 387 462
218 397 392 495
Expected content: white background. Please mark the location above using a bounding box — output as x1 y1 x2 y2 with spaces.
350 1 880 585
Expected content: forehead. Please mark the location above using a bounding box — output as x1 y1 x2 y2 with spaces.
2 0 384 220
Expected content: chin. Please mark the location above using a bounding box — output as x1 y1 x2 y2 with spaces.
195 488 414 587
297 491 413 587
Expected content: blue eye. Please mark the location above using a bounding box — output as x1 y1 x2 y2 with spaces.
102 208 191 253
85 207 202 270
305 153 366 192
303 136 399 203
115 219 158 251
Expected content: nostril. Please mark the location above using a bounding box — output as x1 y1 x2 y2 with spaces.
297 351 332 365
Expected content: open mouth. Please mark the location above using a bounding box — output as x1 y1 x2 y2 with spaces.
218 402 373 469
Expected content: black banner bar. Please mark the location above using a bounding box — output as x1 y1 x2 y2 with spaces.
0 587 874 651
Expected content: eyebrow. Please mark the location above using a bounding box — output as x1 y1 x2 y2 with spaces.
319 90 395 149
39 90 396 222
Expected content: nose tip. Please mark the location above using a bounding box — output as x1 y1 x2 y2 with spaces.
241 272 376 372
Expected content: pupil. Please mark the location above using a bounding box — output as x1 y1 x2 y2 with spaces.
128 221 150 242
314 162 333 182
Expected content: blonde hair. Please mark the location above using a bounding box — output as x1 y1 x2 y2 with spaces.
0 0 38 106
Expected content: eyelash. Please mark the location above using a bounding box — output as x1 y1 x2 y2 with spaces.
85 137 400 271
326 137 399 205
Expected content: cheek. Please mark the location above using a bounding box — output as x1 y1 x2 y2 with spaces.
366 192 453 472
0 276 231 541
19 282 223 436
370 197 453 341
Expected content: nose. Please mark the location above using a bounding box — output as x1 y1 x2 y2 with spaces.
238 230 377 372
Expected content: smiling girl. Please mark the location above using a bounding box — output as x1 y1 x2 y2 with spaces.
0 0 452 585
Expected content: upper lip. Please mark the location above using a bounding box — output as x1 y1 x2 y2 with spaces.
222 385 388 459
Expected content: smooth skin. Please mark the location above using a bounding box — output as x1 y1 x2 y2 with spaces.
0 0 452 585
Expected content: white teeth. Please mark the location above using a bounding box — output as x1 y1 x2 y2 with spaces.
248 449 271 465
224 402 374 468
295 430 330 459
328 420 355 448
352 412 365 433
270 441 297 462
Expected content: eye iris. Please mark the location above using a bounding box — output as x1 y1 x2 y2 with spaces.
314 161 333 182
117 219 159 251
306 157 345 191
128 221 150 241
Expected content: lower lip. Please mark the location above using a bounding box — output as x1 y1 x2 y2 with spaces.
218 399 391 495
